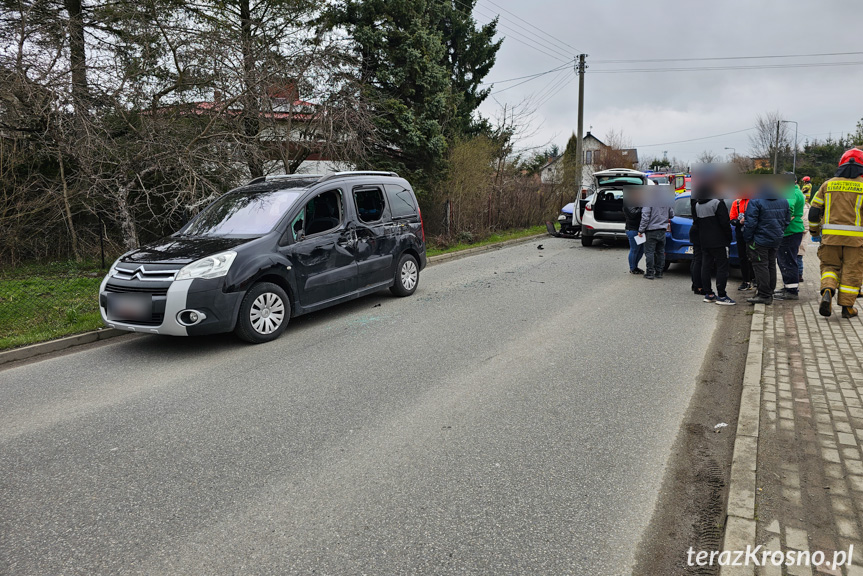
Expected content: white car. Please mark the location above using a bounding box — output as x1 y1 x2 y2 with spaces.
580 168 650 247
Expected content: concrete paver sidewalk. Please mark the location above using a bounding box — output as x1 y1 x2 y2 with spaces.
753 247 863 576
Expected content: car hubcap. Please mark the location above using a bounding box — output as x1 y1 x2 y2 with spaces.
401 260 418 290
250 292 285 334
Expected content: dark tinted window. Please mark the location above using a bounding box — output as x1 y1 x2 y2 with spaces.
385 185 417 218
597 175 645 186
184 189 303 236
354 187 386 223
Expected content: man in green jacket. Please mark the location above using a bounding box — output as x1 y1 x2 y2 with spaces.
774 173 807 300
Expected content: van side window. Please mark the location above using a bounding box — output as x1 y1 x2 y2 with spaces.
384 185 417 219
294 189 343 239
354 187 386 223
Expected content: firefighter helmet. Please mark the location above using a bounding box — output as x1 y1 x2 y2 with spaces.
802 176 811 182
839 148 863 167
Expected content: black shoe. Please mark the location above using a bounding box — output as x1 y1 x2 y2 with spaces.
630 268 644 275
843 306 859 319
692 287 704 295
655 273 663 279
737 282 752 291
643 273 655 280
773 289 798 300
820 290 833 317
747 295 773 305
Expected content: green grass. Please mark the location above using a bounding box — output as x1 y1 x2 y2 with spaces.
426 225 546 258
0 260 107 350
0 227 547 350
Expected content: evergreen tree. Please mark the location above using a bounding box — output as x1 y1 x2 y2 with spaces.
327 0 500 188
435 0 500 139
562 133 580 193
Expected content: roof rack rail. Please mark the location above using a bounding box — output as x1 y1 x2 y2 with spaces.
247 174 325 185
316 170 399 183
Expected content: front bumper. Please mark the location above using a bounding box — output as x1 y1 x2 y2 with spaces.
100 277 242 336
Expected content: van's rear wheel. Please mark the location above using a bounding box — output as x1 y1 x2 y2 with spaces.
581 234 594 247
390 254 419 297
235 282 290 343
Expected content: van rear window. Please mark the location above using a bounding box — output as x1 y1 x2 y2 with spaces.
385 185 418 218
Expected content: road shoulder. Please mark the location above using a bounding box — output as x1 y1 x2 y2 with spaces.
632 299 752 575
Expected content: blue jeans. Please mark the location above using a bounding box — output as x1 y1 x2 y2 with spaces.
626 230 645 271
778 232 803 291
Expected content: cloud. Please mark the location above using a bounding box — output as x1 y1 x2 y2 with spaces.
475 0 862 163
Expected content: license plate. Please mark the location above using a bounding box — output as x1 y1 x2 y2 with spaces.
685 246 693 255
107 293 151 320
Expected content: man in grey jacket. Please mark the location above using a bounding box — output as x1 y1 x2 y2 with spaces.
638 203 674 279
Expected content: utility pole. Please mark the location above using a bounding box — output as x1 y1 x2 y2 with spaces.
773 120 781 174
781 120 798 174
574 54 587 203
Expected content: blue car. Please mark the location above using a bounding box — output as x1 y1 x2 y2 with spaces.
665 193 740 270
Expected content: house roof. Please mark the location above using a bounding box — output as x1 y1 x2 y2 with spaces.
189 100 317 121
539 155 561 172
584 131 605 146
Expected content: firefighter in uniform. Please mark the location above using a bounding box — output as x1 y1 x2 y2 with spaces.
809 148 863 318
801 176 813 203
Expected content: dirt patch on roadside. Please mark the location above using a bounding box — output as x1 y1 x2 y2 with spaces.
631 304 752 575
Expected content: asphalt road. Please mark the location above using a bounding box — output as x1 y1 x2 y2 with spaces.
1 239 722 575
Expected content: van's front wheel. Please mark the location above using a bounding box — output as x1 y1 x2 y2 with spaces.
235 282 290 343
390 254 419 297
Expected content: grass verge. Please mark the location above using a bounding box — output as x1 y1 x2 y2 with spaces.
0 226 547 350
0 260 106 351
426 225 546 258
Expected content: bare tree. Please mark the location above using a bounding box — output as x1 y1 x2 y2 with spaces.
749 112 792 171
697 150 719 164
592 129 636 171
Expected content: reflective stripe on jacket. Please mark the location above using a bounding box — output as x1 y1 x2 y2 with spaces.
809 177 863 247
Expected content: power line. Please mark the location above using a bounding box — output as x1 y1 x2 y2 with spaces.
634 128 756 148
482 62 572 86
490 63 573 94
478 0 581 54
471 9 572 62
530 69 571 105
590 60 863 74
534 72 575 109
451 0 574 62
593 51 863 64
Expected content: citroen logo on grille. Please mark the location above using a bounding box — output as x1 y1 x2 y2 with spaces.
113 265 174 281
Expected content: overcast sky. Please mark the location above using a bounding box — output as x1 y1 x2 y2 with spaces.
474 0 861 165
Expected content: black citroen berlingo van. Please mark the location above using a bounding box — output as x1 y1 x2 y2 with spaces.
99 171 426 343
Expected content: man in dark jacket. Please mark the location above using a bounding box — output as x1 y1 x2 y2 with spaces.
693 198 735 305
743 189 791 305
639 203 674 280
623 203 644 274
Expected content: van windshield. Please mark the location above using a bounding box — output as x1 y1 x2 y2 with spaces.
183 189 304 237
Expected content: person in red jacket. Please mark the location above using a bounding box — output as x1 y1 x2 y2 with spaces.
730 197 755 290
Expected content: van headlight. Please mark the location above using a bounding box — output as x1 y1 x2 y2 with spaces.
176 251 237 281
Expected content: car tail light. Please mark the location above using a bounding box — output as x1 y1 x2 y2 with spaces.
585 204 592 211
418 207 426 243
